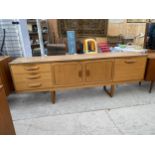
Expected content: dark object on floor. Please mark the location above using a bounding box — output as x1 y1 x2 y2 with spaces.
0 85 16 135
47 44 66 55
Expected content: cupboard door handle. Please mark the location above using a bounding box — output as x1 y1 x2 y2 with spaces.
25 66 39 71
28 83 42 88
86 70 90 76
27 75 41 79
124 60 136 64
78 70 82 78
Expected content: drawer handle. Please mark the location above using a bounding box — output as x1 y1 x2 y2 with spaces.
25 66 39 71
27 75 41 79
28 83 42 88
86 70 90 76
78 70 82 78
124 60 136 64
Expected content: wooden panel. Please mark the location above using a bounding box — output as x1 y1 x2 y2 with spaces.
0 56 14 96
10 63 51 74
0 77 2 85
53 62 83 86
15 80 52 91
113 57 147 82
108 20 146 46
85 60 113 83
13 73 52 83
0 85 15 135
58 19 108 37
145 59 155 81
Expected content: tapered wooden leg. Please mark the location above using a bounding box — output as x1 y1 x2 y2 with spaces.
149 81 154 93
51 91 56 104
139 81 142 86
104 85 115 97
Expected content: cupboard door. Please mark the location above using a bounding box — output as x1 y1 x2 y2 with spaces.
85 60 113 83
113 57 147 82
53 62 83 86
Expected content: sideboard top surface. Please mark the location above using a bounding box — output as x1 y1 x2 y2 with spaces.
10 52 147 65
148 53 155 59
0 56 10 62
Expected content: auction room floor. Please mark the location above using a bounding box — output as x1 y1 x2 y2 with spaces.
8 82 155 135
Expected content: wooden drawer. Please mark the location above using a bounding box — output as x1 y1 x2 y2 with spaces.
13 72 52 83
11 63 51 74
113 57 146 82
14 80 52 91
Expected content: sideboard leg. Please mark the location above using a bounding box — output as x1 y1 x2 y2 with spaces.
139 81 142 86
104 85 115 97
51 91 56 104
149 81 154 93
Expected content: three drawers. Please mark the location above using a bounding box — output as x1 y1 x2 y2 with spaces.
10 63 52 91
113 57 147 82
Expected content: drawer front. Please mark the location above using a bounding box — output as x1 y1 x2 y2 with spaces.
15 80 52 91
11 63 51 74
113 57 146 82
13 72 52 83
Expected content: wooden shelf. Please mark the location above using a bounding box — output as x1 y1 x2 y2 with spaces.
31 44 40 47
31 42 47 47
29 31 48 35
27 19 36 24
27 19 49 53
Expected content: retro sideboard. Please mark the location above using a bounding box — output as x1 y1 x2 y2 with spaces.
9 52 147 103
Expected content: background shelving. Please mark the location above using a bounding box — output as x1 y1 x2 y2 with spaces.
27 19 48 56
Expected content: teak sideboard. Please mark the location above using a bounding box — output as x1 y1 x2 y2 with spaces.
9 52 147 103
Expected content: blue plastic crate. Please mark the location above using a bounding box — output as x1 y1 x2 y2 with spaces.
67 31 76 54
